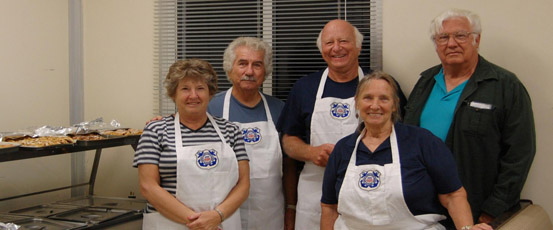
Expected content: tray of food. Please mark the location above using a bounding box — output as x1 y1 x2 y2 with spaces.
68 133 128 147
0 142 20 154
2 136 75 150
100 128 143 137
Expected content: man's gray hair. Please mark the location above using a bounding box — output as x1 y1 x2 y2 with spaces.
223 37 273 81
430 9 482 45
316 20 363 53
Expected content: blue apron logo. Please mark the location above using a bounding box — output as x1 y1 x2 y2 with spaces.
196 149 219 169
330 102 351 119
359 170 381 191
242 127 262 144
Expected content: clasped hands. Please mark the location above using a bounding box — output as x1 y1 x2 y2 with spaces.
185 210 222 230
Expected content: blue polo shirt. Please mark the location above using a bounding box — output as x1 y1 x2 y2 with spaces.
419 69 467 141
276 69 362 144
207 90 284 126
321 122 462 216
276 67 408 144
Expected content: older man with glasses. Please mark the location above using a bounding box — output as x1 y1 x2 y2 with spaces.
404 9 536 229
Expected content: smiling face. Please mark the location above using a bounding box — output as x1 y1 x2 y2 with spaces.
435 17 480 67
356 79 396 129
320 20 361 72
173 77 211 117
228 46 266 91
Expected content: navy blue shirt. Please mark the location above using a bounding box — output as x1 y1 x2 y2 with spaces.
276 68 406 144
321 123 462 216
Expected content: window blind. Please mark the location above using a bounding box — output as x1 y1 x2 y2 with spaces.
154 0 382 116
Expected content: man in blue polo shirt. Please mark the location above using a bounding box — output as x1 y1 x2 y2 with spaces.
276 19 407 230
207 37 291 230
419 68 468 141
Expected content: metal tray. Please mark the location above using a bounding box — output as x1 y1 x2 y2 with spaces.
0 142 19 154
18 143 75 151
2 136 76 150
9 204 81 217
100 128 143 138
73 135 127 147
12 217 87 230
82 212 142 230
56 196 147 212
48 207 133 224
0 213 29 223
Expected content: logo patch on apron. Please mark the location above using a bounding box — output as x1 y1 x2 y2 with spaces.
196 149 219 169
330 102 351 119
359 170 381 190
242 127 262 144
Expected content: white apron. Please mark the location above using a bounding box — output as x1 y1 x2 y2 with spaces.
295 67 363 230
142 113 242 230
223 89 284 230
334 127 445 230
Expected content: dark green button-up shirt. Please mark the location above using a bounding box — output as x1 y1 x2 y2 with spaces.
404 56 536 220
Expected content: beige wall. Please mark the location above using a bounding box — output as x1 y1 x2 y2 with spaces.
383 0 553 217
0 0 71 211
82 0 154 198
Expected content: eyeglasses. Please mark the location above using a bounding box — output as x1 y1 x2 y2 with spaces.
434 31 478 45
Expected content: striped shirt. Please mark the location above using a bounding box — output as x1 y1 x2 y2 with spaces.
132 114 248 212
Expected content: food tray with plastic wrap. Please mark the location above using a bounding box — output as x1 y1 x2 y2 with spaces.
100 128 143 138
68 133 128 147
0 142 20 154
2 136 75 150
100 128 142 137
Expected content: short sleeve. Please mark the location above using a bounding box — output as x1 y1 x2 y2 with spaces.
321 146 340 204
133 120 164 167
277 81 308 137
420 130 462 194
225 119 249 161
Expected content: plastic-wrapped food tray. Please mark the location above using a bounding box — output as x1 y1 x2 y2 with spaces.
0 142 19 154
100 128 143 138
2 136 75 150
69 134 127 147
19 143 74 151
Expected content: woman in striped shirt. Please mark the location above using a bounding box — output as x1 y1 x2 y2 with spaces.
134 59 249 230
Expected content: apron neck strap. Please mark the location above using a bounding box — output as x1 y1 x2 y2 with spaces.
315 67 364 99
223 88 273 122
351 125 399 167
